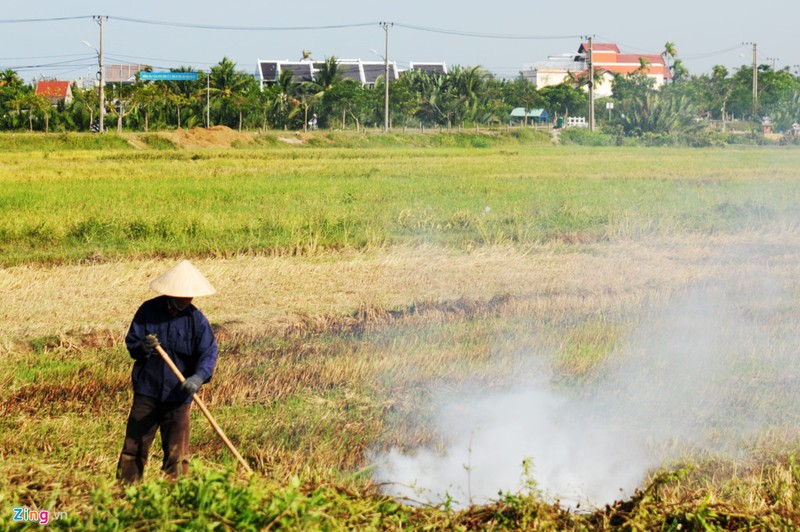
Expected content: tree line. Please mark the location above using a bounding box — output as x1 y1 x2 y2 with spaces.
1 48 800 136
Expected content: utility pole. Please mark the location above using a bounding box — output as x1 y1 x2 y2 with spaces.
587 35 595 131
743 42 757 118
767 57 779 71
94 15 107 133
206 72 210 128
380 22 393 132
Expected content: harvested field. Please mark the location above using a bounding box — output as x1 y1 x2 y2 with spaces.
3 138 800 528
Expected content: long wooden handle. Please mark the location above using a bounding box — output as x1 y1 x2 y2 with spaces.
154 344 253 473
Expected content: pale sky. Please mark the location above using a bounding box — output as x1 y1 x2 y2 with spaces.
1 1 798 83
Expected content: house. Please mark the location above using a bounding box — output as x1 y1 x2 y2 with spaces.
257 60 315 87
105 64 150 85
35 81 73 106
360 61 398 88
522 42 671 98
257 59 399 89
509 107 549 125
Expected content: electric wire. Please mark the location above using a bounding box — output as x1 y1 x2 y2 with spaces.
106 52 217 67
0 15 92 23
682 44 749 60
0 53 92 61
596 35 745 61
394 22 580 40
109 16 379 31
1 56 97 71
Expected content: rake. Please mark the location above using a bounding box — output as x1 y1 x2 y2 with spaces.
154 344 253 473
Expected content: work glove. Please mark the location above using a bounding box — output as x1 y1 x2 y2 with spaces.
181 374 204 395
142 334 160 355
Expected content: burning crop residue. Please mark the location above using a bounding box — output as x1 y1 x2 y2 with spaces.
373 238 800 509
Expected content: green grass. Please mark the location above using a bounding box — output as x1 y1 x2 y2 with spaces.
2 142 800 265
0 132 132 152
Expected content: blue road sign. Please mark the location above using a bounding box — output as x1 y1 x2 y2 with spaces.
140 71 199 81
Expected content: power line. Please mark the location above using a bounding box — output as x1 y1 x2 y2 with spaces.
595 35 745 61
395 23 580 40
682 44 747 60
0 53 91 61
1 56 96 70
109 16 379 31
105 52 217 66
0 16 92 23
0 14 581 39
103 55 207 72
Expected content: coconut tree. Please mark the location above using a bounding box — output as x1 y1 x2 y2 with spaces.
0 69 27 129
0 69 24 92
636 57 651 75
662 42 678 79
450 65 491 124
164 66 201 129
269 69 302 129
210 57 253 128
315 56 342 90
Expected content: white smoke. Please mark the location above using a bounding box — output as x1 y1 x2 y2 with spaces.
373 241 800 509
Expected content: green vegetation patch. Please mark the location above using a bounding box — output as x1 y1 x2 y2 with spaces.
2 145 800 265
0 132 131 151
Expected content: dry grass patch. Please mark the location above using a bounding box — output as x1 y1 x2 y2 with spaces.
4 232 789 349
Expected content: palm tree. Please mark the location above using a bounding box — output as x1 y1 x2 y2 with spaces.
0 69 24 91
662 42 678 81
315 56 341 90
636 57 651 75
568 68 604 90
270 69 301 129
165 66 201 129
0 69 28 129
451 65 491 125
662 42 677 63
210 57 252 128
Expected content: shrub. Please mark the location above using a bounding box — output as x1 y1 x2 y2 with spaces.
559 128 616 146
779 134 800 146
141 134 179 150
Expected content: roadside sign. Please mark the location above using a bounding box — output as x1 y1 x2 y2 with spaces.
140 72 199 81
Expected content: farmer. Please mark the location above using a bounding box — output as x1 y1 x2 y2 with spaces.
116 260 218 483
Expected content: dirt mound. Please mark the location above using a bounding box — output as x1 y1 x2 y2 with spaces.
164 125 256 148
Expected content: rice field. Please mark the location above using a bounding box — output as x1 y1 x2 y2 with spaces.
3 130 800 529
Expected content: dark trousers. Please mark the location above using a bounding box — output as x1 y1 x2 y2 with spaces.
117 393 191 483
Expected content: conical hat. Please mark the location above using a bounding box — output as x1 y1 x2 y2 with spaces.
149 260 217 297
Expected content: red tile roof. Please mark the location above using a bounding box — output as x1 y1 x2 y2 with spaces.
576 43 672 79
35 81 71 98
579 42 620 53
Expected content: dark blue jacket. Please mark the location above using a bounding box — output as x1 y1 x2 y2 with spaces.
125 296 218 403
